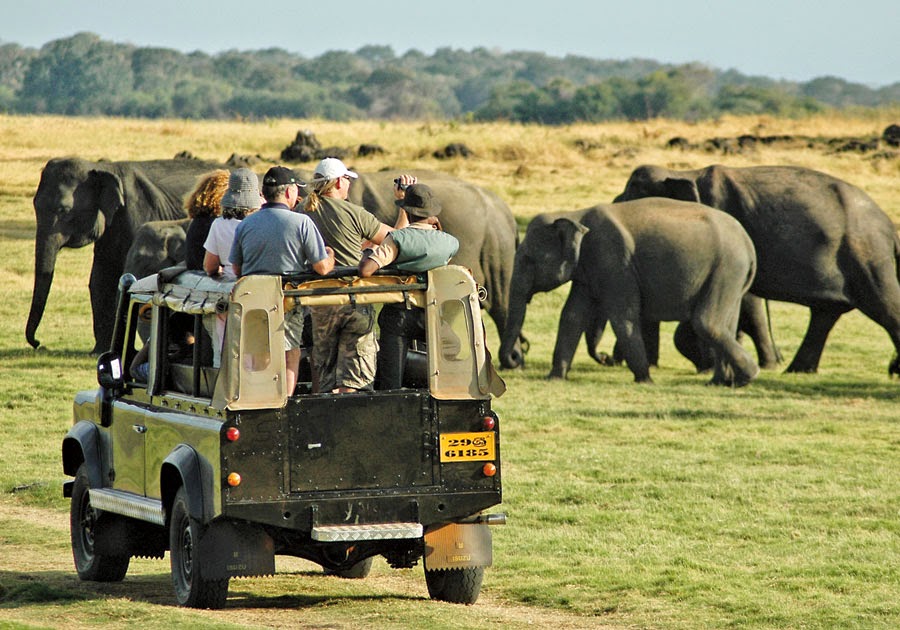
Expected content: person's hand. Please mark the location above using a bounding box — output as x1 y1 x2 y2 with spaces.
393 174 417 200
325 246 335 260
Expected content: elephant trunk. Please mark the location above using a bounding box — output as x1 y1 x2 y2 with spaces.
498 270 532 369
25 231 64 349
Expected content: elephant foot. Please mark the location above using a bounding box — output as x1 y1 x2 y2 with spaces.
546 368 567 380
889 354 900 378
591 352 617 367
758 360 781 371
632 375 654 384
785 354 819 374
784 364 818 374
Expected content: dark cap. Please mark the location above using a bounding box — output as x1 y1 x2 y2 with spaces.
263 166 306 187
395 183 442 218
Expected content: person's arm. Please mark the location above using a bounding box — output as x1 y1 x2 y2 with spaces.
312 246 335 275
367 222 393 246
358 255 381 277
359 235 397 277
203 251 222 276
392 174 416 229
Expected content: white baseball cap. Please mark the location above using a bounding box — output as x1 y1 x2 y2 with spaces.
312 157 358 182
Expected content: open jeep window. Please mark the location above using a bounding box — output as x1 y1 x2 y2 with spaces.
162 311 218 399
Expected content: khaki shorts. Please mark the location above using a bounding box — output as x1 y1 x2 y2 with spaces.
310 304 377 391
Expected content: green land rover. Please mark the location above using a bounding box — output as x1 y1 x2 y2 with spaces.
62 265 506 608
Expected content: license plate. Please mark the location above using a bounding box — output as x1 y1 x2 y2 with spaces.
439 432 496 462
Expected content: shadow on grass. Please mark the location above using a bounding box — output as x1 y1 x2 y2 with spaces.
0 569 422 610
0 347 96 362
746 374 900 401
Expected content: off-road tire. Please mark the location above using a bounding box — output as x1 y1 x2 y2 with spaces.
424 566 484 604
169 487 229 608
70 464 130 582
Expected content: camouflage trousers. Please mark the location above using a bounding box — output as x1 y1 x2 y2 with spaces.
309 304 378 391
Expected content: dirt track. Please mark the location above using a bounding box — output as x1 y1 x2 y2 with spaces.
0 503 605 629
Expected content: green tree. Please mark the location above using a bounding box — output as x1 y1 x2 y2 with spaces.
18 32 134 115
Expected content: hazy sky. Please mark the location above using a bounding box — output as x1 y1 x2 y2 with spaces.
2 0 897 87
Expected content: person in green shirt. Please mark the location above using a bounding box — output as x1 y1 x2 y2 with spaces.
303 157 414 393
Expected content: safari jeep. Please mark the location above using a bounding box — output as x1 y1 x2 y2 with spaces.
62 265 506 608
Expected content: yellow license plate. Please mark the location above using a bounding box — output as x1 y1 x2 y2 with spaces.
439 432 496 462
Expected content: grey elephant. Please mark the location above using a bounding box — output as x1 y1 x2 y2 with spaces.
122 218 191 280
498 199 760 385
28 157 225 354
615 164 900 375
497 208 778 373
125 168 521 356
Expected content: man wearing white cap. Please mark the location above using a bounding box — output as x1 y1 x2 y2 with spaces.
303 157 414 393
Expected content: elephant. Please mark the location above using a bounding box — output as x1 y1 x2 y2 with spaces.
498 198 760 386
496 209 778 374
28 157 226 354
614 164 900 375
118 168 521 357
123 218 190 280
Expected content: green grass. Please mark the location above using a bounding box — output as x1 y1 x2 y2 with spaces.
1 115 899 628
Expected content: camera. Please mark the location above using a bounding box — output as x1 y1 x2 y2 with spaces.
394 177 409 191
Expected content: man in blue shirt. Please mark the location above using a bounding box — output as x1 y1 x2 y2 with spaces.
231 166 335 395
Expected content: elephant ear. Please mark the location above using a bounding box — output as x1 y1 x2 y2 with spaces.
663 177 701 203
88 169 126 225
552 217 589 278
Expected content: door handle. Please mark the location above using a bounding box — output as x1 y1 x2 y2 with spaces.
132 424 147 434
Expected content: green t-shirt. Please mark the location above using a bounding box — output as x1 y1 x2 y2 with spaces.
304 197 382 267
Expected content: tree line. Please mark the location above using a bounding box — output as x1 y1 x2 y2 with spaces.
0 32 897 123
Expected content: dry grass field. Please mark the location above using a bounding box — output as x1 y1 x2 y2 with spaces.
1 110 899 629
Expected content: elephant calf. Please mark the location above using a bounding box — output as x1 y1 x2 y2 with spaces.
499 198 760 386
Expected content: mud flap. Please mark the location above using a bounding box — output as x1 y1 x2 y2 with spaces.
197 520 275 579
423 523 492 570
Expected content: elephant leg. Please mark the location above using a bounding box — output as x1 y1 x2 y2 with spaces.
786 306 846 373
88 261 119 355
609 316 653 383
586 311 615 367
549 285 593 379
612 320 658 366
692 308 759 387
842 265 900 377
673 321 713 373
739 294 782 369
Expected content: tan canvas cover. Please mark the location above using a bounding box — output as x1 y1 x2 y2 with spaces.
426 266 506 400
212 275 287 411
285 273 426 308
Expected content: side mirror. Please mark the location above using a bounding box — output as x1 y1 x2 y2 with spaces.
97 351 125 392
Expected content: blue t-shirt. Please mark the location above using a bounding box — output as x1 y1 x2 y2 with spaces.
230 203 329 275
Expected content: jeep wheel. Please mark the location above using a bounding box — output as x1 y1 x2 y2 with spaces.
424 567 484 604
324 556 373 579
70 464 130 581
169 487 229 608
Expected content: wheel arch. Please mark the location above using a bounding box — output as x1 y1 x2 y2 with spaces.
160 444 216 526
62 421 104 486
